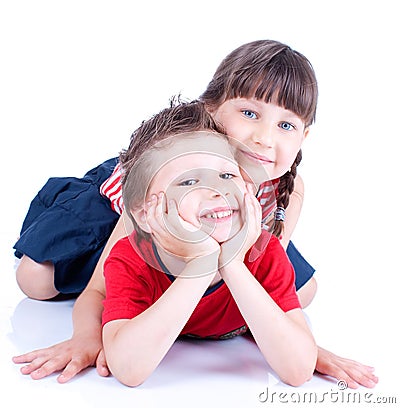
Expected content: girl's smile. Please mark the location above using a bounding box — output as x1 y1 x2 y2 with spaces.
237 149 275 165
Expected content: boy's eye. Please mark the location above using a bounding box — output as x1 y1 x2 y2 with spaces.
179 179 198 186
279 121 295 131
242 110 257 119
219 172 236 180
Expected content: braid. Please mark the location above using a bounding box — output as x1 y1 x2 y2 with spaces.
270 150 302 238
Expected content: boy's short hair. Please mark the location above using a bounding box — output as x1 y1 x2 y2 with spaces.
120 98 224 240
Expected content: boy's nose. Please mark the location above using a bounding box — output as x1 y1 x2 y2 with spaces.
200 178 232 199
207 185 230 198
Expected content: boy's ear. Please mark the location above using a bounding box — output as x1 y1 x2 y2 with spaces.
303 127 310 140
130 207 151 233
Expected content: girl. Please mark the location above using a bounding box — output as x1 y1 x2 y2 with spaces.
13 40 378 388
102 100 317 387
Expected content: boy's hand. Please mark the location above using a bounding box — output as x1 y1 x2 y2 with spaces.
12 336 109 383
146 192 220 262
219 184 261 269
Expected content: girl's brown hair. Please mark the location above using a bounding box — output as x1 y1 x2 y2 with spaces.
120 98 224 240
200 40 318 237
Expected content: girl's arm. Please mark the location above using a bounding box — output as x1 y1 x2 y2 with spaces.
103 256 218 387
13 209 133 383
220 260 317 386
280 174 304 249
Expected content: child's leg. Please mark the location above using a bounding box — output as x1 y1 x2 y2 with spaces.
13 157 120 299
297 277 317 308
286 241 317 308
16 256 58 300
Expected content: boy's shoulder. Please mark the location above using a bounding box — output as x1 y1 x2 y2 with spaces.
246 230 293 275
247 230 283 260
106 234 157 271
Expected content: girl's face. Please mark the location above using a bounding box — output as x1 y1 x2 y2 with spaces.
145 133 247 243
211 98 309 185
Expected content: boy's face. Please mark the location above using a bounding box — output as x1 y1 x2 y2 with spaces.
146 133 248 243
211 98 309 185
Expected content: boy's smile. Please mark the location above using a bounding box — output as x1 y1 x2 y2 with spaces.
197 202 241 242
200 207 238 221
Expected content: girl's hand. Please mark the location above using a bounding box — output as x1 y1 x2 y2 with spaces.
219 184 262 269
12 337 109 383
316 346 378 389
146 192 220 262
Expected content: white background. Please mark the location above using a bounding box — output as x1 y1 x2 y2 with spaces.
1 0 399 407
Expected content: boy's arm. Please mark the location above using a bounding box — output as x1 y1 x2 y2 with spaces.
280 174 304 249
219 190 316 386
103 256 218 387
220 260 317 387
13 209 133 383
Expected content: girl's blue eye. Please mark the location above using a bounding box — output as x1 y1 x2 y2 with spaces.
279 122 294 131
220 173 235 180
179 179 198 186
242 110 257 119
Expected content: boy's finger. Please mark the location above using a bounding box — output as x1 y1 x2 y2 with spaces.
30 357 68 380
160 192 168 213
155 193 166 221
19 359 45 375
96 349 110 377
13 350 44 364
246 182 257 195
165 199 180 227
57 359 86 383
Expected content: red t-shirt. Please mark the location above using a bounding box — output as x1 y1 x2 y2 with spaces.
102 231 300 339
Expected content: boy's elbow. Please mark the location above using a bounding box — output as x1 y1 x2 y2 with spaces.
116 371 148 388
108 359 152 387
282 368 314 387
103 331 153 387
280 343 317 387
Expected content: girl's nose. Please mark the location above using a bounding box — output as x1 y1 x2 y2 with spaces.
252 125 274 147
